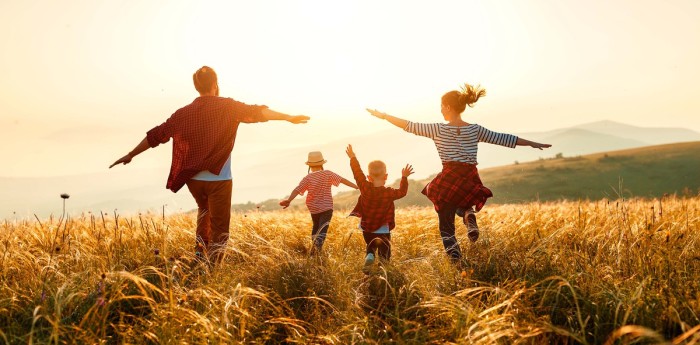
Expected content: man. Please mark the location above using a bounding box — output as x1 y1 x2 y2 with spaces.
110 66 309 264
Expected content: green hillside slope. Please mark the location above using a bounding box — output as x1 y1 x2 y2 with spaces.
235 141 700 211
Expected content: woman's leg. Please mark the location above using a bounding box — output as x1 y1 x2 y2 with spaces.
438 206 462 262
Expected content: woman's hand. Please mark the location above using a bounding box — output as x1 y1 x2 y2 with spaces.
366 108 388 120
531 142 552 150
279 199 291 209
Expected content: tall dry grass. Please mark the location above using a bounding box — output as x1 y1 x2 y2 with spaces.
1 196 699 344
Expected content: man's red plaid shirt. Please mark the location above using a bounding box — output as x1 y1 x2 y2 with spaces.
348 157 408 232
146 96 267 192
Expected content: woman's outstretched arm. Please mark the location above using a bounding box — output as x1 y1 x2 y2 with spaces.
516 137 552 150
367 108 408 129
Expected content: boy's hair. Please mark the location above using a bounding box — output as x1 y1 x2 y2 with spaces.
193 66 218 94
367 160 387 178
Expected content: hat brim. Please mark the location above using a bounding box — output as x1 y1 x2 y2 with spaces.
306 160 327 166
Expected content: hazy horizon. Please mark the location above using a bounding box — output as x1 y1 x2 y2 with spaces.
2 0 700 217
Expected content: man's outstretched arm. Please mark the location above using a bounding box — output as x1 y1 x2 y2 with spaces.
262 108 310 124
109 137 150 168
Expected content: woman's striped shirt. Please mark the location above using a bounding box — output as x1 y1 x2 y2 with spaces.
404 122 518 165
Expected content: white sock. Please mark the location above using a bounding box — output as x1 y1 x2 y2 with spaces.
365 253 375 261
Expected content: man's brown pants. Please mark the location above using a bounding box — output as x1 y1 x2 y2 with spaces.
186 179 232 263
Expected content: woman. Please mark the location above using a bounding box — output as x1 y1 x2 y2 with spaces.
367 83 551 263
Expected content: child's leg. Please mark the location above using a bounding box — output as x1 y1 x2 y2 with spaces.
437 206 462 262
376 234 391 261
310 210 333 253
361 232 376 273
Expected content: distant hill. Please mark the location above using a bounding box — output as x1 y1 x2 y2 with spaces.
3 121 700 218
257 141 700 212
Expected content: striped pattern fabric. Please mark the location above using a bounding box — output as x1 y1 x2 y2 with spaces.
404 122 518 164
293 170 343 214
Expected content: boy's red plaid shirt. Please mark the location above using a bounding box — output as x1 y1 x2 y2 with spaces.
349 157 408 232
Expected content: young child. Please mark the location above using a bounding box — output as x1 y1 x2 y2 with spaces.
366 83 551 264
280 151 357 255
345 144 413 273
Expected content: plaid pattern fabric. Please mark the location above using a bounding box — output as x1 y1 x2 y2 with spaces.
422 161 493 212
147 96 268 192
348 157 408 232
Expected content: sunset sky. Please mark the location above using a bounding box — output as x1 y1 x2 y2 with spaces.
1 0 699 178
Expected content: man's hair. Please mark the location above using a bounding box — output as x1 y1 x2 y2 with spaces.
368 160 387 178
193 66 218 94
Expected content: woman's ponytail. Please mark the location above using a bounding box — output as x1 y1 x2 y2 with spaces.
460 83 486 108
441 83 487 114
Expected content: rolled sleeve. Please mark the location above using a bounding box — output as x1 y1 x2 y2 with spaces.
146 120 173 148
230 99 269 124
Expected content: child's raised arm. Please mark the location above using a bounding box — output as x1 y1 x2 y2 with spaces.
367 108 408 129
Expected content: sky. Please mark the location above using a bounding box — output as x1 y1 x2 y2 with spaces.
1 0 699 179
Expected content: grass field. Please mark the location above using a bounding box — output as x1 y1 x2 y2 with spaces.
1 196 699 344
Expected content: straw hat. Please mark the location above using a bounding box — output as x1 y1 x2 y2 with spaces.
306 151 327 166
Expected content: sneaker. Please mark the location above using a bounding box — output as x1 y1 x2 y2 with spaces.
465 213 479 242
362 253 375 274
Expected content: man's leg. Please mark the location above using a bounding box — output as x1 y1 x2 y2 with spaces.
186 180 211 259
207 180 232 264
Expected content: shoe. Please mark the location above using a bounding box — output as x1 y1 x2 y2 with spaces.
465 213 479 242
362 253 375 274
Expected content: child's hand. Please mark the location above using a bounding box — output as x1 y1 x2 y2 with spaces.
279 199 291 209
401 164 414 177
366 108 388 120
345 144 356 158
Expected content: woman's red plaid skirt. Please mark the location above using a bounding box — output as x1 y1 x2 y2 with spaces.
422 162 493 212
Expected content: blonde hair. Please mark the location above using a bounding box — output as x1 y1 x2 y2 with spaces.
367 160 386 178
441 83 486 114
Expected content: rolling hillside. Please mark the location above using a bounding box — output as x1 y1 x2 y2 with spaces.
262 141 700 211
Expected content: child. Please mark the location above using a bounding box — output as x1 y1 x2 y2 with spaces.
366 83 551 264
345 144 413 273
280 151 357 254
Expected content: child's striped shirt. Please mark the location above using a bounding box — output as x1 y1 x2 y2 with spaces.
293 170 343 214
404 122 518 165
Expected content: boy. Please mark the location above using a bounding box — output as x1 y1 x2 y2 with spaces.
345 144 413 273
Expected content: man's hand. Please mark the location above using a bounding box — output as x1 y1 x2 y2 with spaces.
110 154 133 168
279 199 291 209
345 144 356 159
401 164 414 178
288 115 310 124
366 108 388 120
